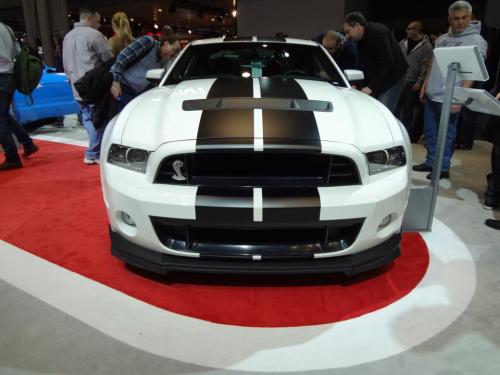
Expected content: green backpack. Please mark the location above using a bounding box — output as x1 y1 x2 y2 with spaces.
14 47 43 98
6 25 43 102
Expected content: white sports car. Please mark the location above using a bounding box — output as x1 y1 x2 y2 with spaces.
101 36 412 275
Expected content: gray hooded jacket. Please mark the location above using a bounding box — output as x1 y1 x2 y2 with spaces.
426 21 487 102
399 35 433 85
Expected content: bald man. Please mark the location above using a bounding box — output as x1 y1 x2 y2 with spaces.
321 30 357 71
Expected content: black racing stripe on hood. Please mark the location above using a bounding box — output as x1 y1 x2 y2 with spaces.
195 186 254 224
259 78 321 151
196 78 254 149
262 187 321 223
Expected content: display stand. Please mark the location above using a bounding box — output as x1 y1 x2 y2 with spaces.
403 45 500 231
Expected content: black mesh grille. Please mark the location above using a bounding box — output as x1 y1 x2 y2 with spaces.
150 217 364 259
154 152 360 187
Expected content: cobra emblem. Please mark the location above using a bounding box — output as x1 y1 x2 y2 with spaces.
172 160 186 181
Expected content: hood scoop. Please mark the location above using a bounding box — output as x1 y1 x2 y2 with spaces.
182 97 333 112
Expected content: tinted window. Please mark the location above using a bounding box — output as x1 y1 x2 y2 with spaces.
165 42 346 86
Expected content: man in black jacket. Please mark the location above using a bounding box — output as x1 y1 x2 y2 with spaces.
342 12 408 114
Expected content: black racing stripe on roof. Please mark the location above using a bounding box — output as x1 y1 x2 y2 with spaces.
259 78 321 151
256 36 286 42
223 36 253 42
262 187 321 223
196 78 254 149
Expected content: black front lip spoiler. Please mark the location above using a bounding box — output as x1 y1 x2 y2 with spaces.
110 229 401 276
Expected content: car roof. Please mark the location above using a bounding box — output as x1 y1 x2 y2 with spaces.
190 36 319 47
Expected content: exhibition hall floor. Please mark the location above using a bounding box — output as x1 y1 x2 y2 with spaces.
0 121 499 374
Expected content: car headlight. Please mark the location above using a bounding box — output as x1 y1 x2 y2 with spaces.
108 144 150 173
366 146 406 175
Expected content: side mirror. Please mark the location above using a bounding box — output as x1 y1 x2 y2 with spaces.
343 69 364 82
146 68 165 82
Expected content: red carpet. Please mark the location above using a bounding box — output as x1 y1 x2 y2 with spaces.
0 140 429 327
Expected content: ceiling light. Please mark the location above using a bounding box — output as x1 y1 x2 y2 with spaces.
232 9 237 18
154 23 159 29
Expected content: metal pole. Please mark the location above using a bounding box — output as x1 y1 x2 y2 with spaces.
49 0 69 33
426 62 459 230
35 0 56 66
21 0 38 50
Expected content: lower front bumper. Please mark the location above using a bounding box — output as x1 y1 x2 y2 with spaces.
110 228 401 276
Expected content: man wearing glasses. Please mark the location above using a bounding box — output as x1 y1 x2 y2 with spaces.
110 26 181 111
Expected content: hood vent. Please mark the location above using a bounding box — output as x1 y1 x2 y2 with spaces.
183 97 333 112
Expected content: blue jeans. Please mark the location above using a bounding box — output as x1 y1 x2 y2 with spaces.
116 82 140 113
0 73 35 162
423 100 459 172
377 77 406 115
80 103 105 160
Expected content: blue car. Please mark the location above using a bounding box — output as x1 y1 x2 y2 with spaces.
11 65 79 128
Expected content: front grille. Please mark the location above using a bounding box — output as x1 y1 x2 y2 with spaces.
150 217 364 259
154 152 360 187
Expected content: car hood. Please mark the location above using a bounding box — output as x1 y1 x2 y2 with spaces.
119 78 395 151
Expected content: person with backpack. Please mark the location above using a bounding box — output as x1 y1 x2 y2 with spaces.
63 5 113 165
110 26 180 111
0 21 39 171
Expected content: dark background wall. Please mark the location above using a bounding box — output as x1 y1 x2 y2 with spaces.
237 0 345 39
238 0 497 39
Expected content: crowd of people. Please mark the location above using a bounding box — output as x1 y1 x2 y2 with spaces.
1 1 499 228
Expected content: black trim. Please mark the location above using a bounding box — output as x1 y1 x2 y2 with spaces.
196 78 254 149
154 152 361 187
183 98 333 112
110 229 401 276
259 78 321 151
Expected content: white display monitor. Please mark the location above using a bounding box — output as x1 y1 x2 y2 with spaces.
434 45 489 82
453 87 500 116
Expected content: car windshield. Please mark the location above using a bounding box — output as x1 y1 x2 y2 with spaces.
164 42 346 86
